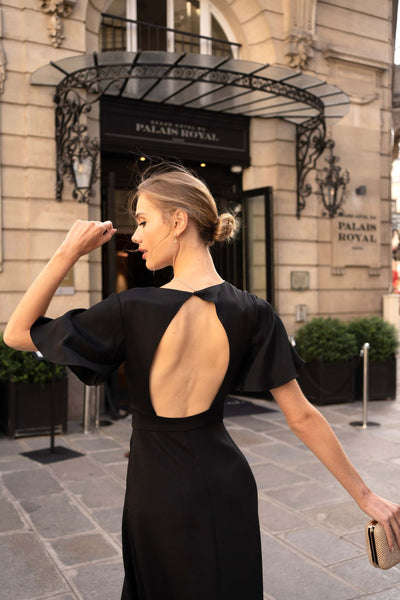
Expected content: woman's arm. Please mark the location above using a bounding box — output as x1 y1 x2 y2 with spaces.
271 379 400 550
3 220 116 351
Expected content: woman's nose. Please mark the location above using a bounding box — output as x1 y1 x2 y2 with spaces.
131 228 141 243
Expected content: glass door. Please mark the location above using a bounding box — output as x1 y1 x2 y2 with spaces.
242 187 274 305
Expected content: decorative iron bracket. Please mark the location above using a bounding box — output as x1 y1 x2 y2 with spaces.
296 115 327 218
54 88 100 202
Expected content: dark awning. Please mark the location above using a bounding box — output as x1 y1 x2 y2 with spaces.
31 51 349 126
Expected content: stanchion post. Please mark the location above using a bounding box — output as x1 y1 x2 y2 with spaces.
350 342 380 429
83 385 92 434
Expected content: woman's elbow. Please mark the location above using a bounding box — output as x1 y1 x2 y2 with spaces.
3 326 35 351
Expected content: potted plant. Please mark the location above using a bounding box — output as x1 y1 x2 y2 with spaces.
295 317 358 405
347 317 398 400
0 335 68 438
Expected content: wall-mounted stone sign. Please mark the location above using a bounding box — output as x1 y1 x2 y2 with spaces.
331 204 380 271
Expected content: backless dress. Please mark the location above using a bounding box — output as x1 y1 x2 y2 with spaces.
31 281 301 600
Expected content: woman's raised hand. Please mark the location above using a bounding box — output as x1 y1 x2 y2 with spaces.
59 220 117 259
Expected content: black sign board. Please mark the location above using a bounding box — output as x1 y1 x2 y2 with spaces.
100 96 250 166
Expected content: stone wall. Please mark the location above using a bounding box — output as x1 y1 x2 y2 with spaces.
0 0 394 340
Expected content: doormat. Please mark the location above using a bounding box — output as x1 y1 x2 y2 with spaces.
224 396 278 417
20 446 84 464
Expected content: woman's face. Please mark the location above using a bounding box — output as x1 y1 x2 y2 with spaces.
131 193 175 271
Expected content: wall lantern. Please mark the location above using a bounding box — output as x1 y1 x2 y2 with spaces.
315 139 350 218
71 155 96 201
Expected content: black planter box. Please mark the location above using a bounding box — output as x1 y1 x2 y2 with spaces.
0 379 68 438
355 356 396 401
297 359 356 405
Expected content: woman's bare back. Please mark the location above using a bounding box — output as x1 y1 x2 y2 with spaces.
149 295 230 418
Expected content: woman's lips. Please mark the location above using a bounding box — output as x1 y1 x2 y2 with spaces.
141 251 147 260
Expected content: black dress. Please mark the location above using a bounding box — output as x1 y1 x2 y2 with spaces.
31 281 301 600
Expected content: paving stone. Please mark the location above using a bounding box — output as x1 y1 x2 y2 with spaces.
0 532 68 599
342 529 365 550
335 430 400 461
303 500 367 534
241 448 269 466
0 437 26 456
251 463 308 490
73 437 123 452
0 497 25 532
20 435 69 450
92 507 123 535
250 442 316 467
226 428 272 447
263 427 305 446
48 455 106 481
70 561 124 600
331 556 400 593
105 462 128 483
355 586 400 599
50 533 120 566
296 461 341 484
66 477 125 508
258 495 305 533
225 415 281 431
20 493 95 538
0 456 40 472
282 527 362 565
266 481 346 510
90 449 129 464
260 531 357 600
3 468 62 500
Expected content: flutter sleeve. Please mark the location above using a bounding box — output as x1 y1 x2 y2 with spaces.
30 293 125 386
237 296 303 393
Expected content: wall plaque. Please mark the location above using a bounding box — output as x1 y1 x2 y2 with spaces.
331 199 380 270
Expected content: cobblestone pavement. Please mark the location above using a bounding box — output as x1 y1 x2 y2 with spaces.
1 395 400 600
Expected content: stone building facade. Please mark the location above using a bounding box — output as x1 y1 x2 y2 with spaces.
0 2 396 373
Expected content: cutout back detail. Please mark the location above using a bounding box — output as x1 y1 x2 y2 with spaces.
149 295 230 418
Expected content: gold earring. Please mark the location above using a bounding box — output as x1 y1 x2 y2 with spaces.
174 233 178 243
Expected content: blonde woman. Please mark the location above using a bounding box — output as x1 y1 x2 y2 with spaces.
4 165 400 599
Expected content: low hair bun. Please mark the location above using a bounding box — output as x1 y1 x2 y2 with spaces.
213 213 237 243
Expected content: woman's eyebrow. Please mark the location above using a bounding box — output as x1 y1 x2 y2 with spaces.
134 212 146 219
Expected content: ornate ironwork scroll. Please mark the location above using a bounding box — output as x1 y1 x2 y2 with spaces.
55 89 100 202
53 52 329 204
296 115 327 218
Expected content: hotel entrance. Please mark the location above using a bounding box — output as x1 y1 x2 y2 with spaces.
99 96 273 412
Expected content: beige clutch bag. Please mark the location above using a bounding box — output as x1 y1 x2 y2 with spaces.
365 520 400 569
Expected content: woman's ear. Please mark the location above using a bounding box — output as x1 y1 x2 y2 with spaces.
173 209 188 237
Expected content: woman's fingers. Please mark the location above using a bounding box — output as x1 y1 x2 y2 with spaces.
391 511 400 550
61 220 117 257
361 493 400 551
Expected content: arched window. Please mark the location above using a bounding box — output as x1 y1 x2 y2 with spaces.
101 0 238 58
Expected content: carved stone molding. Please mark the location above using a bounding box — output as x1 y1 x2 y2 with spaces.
38 0 76 48
283 0 317 70
285 32 315 70
0 10 6 94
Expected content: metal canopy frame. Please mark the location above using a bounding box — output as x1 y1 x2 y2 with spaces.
31 51 349 211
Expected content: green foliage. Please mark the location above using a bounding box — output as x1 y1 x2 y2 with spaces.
295 317 358 362
347 317 399 362
0 335 66 384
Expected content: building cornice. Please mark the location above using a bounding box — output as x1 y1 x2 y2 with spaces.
323 45 389 72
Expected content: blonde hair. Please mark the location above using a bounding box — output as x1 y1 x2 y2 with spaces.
130 163 237 246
